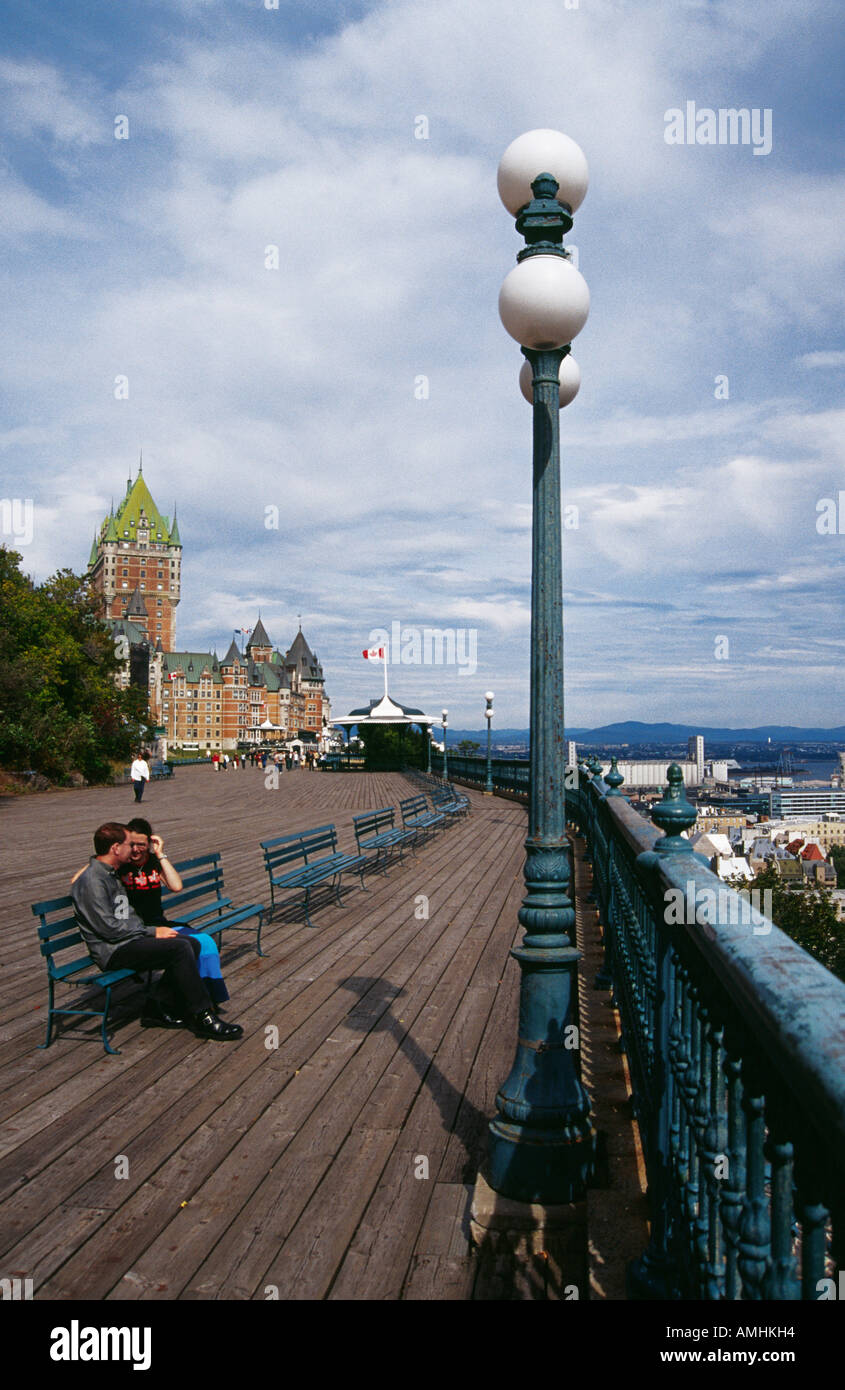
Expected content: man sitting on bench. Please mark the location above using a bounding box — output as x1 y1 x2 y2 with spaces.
70 822 242 1042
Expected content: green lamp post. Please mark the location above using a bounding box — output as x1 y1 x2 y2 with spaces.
484 691 495 795
441 708 448 780
486 129 596 1203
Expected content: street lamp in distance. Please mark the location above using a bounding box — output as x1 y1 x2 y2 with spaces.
484 692 495 795
441 709 448 780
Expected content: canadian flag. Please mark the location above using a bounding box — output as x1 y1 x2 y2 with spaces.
168 671 179 681
363 646 385 661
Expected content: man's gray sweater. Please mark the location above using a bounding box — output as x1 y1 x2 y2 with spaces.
71 859 155 968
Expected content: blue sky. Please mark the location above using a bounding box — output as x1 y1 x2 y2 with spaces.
2 0 844 728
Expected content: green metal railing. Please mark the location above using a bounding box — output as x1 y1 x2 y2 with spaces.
430 751 529 800
572 758 845 1300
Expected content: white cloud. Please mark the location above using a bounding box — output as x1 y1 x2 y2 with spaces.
1 0 843 725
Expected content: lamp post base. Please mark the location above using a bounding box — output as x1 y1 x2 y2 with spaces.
486 1117 596 1205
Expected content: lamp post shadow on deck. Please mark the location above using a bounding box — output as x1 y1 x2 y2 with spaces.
471 130 596 1243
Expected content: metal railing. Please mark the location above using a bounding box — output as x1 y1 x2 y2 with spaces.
430 751 529 800
571 760 845 1300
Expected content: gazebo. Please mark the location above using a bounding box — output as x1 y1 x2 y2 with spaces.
331 694 439 768
332 693 436 732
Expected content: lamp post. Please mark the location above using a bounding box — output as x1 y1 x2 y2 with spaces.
426 725 432 776
485 129 595 1204
441 709 448 780
484 691 495 795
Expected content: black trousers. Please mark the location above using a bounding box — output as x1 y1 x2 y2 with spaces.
132 779 145 801
110 935 210 1016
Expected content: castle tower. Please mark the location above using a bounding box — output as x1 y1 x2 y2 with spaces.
87 462 182 651
245 616 273 664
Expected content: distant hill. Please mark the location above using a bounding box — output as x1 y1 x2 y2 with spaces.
447 722 845 745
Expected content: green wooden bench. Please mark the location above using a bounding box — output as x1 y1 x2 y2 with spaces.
165 853 266 956
31 894 143 1055
353 807 418 875
430 785 470 819
261 824 368 927
399 794 446 841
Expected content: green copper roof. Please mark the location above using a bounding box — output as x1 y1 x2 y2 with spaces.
169 511 181 546
112 472 174 543
88 533 98 567
161 651 223 686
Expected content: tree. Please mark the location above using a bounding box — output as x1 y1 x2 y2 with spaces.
457 739 481 755
747 864 845 982
355 723 426 770
0 548 149 784
828 845 845 887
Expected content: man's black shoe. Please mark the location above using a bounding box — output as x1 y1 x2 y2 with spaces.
141 1003 186 1029
192 1010 243 1041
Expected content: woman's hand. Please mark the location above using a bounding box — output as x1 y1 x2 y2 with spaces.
150 833 164 856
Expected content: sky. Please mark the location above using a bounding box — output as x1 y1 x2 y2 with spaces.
1 0 844 729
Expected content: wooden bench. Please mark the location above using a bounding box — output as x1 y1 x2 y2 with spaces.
399 794 446 841
164 853 266 956
261 824 368 927
31 895 142 1055
353 807 418 875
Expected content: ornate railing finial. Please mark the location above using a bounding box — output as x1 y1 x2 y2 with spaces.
651 762 697 851
605 755 625 797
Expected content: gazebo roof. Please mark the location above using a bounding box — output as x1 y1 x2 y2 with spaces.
333 694 435 727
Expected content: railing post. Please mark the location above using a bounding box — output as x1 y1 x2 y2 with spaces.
627 764 700 1299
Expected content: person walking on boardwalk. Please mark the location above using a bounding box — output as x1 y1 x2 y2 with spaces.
130 752 150 802
71 822 243 1041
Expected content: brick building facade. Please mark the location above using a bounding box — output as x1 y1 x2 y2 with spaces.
88 467 329 752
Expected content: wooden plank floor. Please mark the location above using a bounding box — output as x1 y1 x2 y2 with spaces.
0 765 531 1300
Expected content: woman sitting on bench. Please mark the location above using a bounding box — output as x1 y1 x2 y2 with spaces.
72 819 231 1008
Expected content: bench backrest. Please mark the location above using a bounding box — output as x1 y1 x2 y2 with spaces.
31 894 95 982
165 853 225 916
399 795 429 820
261 823 338 875
353 808 396 842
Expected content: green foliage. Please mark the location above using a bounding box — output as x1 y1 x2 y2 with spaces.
457 739 481 754
0 547 149 784
748 864 845 981
828 845 845 887
355 723 427 770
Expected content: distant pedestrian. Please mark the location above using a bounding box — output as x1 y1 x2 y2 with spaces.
130 753 150 803
212 752 220 772
222 753 230 771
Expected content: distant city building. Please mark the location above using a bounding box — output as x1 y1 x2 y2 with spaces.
598 758 700 789
769 789 845 819
688 734 705 782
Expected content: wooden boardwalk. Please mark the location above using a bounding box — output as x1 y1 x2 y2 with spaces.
0 765 539 1300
